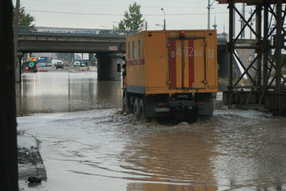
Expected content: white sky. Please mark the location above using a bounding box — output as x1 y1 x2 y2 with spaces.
14 0 256 35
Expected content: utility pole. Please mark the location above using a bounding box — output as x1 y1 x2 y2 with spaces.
208 0 211 29
161 8 166 30
207 0 216 30
240 3 246 39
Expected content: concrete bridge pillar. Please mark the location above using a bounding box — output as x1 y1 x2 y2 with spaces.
1 0 19 189
96 52 124 81
16 53 23 116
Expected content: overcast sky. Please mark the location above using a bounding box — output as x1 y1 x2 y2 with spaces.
14 0 254 34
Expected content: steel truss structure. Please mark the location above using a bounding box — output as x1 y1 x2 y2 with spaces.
219 0 286 114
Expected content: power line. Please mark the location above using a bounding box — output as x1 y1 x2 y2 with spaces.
27 9 228 17
27 10 123 16
23 0 210 9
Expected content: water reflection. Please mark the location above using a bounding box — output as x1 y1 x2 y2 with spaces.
117 121 218 190
21 71 122 115
127 183 217 191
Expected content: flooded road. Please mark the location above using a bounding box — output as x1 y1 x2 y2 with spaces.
21 69 122 115
18 70 286 190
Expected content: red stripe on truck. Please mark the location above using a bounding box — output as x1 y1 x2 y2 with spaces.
170 40 176 89
188 40 194 88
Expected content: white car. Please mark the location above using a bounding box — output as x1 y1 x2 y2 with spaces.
73 61 86 67
73 61 81 67
51 59 63 67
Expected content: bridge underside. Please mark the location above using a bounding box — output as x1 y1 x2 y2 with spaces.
18 35 125 53
17 34 126 81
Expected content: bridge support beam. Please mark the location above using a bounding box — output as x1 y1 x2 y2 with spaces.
219 1 286 114
0 0 19 190
97 52 123 81
16 53 23 116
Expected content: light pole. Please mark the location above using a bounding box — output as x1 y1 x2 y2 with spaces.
161 8 166 30
207 0 216 29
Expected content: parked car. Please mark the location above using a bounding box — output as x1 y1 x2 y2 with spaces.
73 61 81 67
73 61 87 67
51 59 63 67
38 63 46 67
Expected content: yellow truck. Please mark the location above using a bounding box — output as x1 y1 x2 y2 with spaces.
123 30 218 121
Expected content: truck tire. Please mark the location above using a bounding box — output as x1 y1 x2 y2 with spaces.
134 98 145 121
133 98 140 120
138 99 145 120
123 92 131 113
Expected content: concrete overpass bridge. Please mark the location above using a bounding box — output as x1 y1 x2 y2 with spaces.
18 26 131 53
18 26 135 80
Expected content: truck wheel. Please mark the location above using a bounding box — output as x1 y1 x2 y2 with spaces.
138 99 145 121
123 92 131 113
133 98 140 120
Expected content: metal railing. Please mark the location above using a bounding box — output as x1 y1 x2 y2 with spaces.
18 26 228 42
18 26 137 37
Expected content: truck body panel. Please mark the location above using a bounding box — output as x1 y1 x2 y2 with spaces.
126 30 218 95
124 30 218 119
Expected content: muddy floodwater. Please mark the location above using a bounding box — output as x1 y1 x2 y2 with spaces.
21 69 122 114
18 70 286 191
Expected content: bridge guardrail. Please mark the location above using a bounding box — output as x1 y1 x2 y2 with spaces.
18 26 137 38
18 26 228 42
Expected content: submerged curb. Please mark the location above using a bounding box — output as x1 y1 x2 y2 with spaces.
17 133 47 181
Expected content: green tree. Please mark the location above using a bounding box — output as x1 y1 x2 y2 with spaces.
13 5 35 26
118 2 144 31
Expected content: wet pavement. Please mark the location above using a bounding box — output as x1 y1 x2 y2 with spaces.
18 69 286 191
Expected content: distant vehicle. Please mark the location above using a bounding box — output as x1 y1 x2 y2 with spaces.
73 61 81 67
55 61 64 69
51 59 63 67
73 61 87 67
38 63 46 67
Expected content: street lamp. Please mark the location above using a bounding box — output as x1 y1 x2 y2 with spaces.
207 0 216 29
161 8 166 30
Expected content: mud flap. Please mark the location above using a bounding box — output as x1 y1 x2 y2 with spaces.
196 93 214 116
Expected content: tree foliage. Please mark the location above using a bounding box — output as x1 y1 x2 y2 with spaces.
118 2 144 31
13 5 35 26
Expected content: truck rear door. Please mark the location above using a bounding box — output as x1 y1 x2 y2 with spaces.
168 37 206 90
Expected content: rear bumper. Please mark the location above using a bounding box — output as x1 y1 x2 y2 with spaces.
168 100 195 107
155 100 195 113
